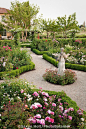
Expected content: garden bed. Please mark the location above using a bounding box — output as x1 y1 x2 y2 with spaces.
0 79 86 128
0 61 35 79
43 54 86 72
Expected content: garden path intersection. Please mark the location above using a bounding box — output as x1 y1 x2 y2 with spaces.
19 48 86 111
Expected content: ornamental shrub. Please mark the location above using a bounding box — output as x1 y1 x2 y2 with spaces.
43 69 77 85
0 81 86 128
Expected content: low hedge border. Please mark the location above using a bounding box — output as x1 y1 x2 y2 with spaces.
43 54 86 72
0 62 35 79
21 44 31 48
31 89 86 115
32 49 50 55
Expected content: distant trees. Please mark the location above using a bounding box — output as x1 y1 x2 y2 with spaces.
41 19 59 39
4 0 39 41
57 13 79 39
41 13 79 39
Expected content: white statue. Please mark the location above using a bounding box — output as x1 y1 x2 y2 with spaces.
53 48 69 76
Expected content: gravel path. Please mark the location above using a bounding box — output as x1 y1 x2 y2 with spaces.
19 48 86 111
0 48 86 111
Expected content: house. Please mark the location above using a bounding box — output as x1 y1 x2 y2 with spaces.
0 7 12 39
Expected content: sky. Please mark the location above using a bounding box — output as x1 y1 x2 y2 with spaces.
0 0 86 25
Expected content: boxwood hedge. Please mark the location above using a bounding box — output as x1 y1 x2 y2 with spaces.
43 54 86 72
0 62 35 79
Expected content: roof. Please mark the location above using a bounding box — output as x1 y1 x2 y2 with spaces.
0 8 10 14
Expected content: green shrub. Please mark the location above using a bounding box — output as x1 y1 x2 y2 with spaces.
21 44 31 48
0 40 15 48
43 54 86 72
0 62 35 79
0 80 86 129
43 69 77 85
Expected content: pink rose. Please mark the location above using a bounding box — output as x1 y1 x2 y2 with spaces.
52 103 56 107
40 119 45 125
21 89 24 93
33 92 39 97
68 116 72 120
25 104 28 108
45 116 50 121
50 118 54 123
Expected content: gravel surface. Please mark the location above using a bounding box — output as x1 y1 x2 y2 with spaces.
19 48 86 111
1 48 86 111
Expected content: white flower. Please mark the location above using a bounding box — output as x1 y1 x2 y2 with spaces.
81 118 84 121
3 62 6 67
0 114 1 116
10 98 14 101
27 94 31 98
24 93 27 96
17 96 21 100
27 98 32 102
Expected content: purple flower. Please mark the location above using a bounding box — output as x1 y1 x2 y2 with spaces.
77 110 83 115
68 107 74 111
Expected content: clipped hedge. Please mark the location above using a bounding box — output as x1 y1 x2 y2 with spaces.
56 38 86 47
0 40 15 47
32 49 50 55
43 54 58 67
0 62 35 79
43 54 86 72
21 44 31 48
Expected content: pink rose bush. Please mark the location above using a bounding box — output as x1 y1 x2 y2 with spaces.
1 83 86 129
27 88 85 128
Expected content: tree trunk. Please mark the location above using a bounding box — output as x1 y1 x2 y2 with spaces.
47 32 49 39
53 32 55 39
22 31 24 41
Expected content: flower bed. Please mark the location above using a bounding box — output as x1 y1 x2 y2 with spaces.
0 45 35 79
0 80 86 128
0 61 35 79
43 54 86 72
43 69 77 85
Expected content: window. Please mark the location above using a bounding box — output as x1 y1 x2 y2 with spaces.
2 15 5 22
2 29 6 36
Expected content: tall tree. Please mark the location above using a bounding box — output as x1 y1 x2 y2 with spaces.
41 19 59 39
4 0 39 41
57 13 79 38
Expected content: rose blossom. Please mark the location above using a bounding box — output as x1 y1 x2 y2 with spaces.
68 116 72 120
33 92 39 97
52 103 56 107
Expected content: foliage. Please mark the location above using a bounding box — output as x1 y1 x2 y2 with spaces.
1 101 30 129
0 80 86 128
0 61 35 79
0 40 15 48
57 13 79 38
4 0 39 41
0 79 35 128
0 23 4 35
43 54 86 71
0 46 32 72
43 69 77 85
